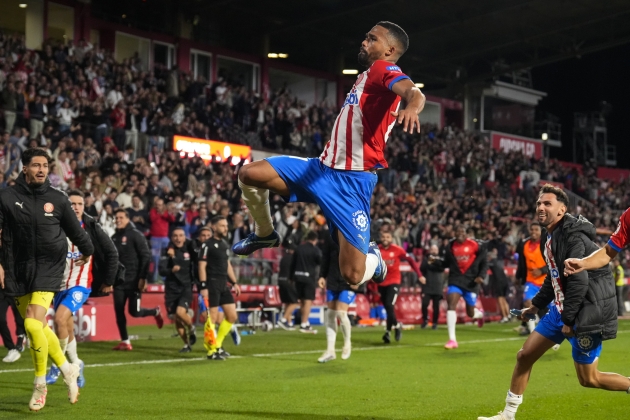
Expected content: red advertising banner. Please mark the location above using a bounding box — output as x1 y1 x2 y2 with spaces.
490 132 543 159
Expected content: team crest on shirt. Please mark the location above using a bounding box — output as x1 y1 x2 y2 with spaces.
577 335 593 350
352 210 369 232
183 252 190 260
122 236 127 244
44 202 54 213
72 291 83 302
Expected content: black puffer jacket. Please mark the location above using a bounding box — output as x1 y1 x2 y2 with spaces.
0 174 94 296
83 213 119 297
532 214 618 340
111 222 151 290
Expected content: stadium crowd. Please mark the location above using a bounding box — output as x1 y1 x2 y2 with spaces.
0 30 629 284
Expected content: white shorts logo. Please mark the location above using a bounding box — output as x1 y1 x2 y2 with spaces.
72 291 84 303
352 210 369 232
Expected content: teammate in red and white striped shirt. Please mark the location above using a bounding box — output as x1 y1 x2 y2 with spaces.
234 22 425 291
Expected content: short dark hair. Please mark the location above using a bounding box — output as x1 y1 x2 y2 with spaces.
22 148 52 166
539 184 569 208
210 215 226 225
376 21 409 56
198 227 212 235
530 221 541 228
114 208 129 217
67 189 85 198
305 231 318 242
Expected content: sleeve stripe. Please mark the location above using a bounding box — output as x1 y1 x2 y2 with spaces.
387 75 410 90
608 239 622 252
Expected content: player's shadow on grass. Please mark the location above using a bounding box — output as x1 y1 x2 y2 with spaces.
205 409 391 419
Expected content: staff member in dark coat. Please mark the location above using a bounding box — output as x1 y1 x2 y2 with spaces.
0 148 93 410
420 244 445 330
0 287 25 363
289 230 322 334
317 233 354 363
277 241 299 331
479 185 629 420
111 208 163 351
159 227 198 353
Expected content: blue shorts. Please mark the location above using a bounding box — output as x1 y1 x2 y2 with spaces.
447 285 478 307
523 282 541 302
266 157 377 254
327 290 356 305
535 306 603 364
53 286 91 314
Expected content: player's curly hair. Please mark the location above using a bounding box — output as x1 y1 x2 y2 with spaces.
538 184 569 209
376 21 409 56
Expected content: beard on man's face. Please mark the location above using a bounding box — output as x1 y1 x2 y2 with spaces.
357 49 370 68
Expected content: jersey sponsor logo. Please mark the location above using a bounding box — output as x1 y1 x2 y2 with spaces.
67 251 83 259
44 202 54 213
14 201 23 209
352 210 369 232
386 65 401 72
343 90 360 107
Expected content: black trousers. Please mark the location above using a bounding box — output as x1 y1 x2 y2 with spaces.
378 285 400 331
0 295 25 350
114 289 157 341
617 286 625 316
422 294 441 325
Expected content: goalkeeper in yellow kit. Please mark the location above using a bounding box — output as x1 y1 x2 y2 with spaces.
197 216 241 360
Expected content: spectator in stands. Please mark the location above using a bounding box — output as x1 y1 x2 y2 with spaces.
2 82 17 133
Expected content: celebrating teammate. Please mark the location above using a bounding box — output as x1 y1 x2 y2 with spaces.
564 206 630 276
46 190 119 388
232 22 425 291
515 222 549 335
479 185 628 420
318 234 354 362
159 227 198 353
378 231 423 343
198 216 241 361
0 148 94 411
441 225 487 349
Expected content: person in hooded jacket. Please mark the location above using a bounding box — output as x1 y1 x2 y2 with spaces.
479 185 629 420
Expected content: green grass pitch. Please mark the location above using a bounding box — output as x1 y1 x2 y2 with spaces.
2 321 630 419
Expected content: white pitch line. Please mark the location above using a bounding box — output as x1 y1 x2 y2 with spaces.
2 330 629 374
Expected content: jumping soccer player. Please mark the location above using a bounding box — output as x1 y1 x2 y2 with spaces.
46 190 119 388
442 225 487 349
198 216 241 361
318 234 354 362
0 148 94 411
378 231 423 343
232 22 425 290
479 185 629 420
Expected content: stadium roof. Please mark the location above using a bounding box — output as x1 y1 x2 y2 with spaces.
97 0 630 89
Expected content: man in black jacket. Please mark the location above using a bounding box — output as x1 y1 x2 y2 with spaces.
159 227 197 353
0 148 93 410
111 208 163 351
479 185 629 420
420 244 445 330
277 242 299 331
317 233 354 363
46 190 119 389
289 230 322 334
442 225 488 349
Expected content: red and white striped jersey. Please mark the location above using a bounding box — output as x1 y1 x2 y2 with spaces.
543 234 564 312
320 60 410 171
61 222 94 291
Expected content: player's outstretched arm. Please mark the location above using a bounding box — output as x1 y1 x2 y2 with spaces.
390 79 425 134
564 244 617 276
